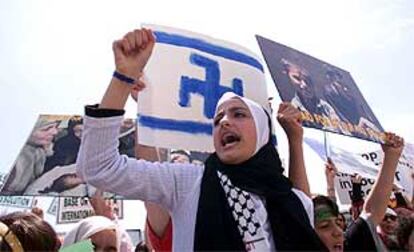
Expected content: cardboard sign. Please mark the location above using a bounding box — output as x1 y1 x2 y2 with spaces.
256 35 384 143
57 197 123 224
138 24 269 152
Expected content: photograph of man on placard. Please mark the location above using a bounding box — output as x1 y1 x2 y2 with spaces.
256 35 384 143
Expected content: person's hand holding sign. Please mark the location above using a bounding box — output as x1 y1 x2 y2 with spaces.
382 132 404 158
363 132 404 225
277 102 310 196
277 102 303 143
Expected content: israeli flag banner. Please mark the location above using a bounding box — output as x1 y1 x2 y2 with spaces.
138 24 268 152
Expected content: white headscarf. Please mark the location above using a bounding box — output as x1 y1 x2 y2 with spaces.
62 216 120 250
215 92 270 155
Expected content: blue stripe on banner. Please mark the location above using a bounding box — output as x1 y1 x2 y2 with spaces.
138 115 213 135
154 31 264 72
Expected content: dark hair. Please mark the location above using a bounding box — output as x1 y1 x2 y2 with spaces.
67 117 83 132
170 149 190 158
394 191 410 209
337 212 348 231
135 241 150 252
312 195 340 217
0 211 60 251
396 215 414 249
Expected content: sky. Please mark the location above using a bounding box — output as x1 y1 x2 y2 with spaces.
0 0 413 230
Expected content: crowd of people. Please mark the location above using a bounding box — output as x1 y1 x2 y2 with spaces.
0 27 413 251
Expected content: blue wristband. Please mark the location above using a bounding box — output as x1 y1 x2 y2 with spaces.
113 71 135 85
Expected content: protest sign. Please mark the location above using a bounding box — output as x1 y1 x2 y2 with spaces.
333 169 411 206
137 24 269 152
334 172 377 205
358 146 413 200
305 138 413 204
256 35 384 143
0 196 34 208
0 115 135 197
57 197 123 224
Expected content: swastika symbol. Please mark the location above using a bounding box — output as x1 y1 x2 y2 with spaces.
179 53 244 119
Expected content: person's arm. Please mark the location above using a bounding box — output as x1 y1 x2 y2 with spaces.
76 28 202 209
277 102 310 196
325 158 337 202
363 132 404 225
139 144 172 240
145 202 173 252
131 79 172 239
135 142 172 247
99 28 154 110
134 121 172 240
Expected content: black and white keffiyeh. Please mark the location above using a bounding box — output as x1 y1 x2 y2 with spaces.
218 171 261 238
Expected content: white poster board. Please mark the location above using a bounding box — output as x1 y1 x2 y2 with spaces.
0 196 34 209
305 138 413 204
138 24 268 152
57 197 123 224
330 144 413 204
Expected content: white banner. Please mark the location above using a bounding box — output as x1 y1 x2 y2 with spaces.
138 24 268 152
305 138 413 204
330 144 413 204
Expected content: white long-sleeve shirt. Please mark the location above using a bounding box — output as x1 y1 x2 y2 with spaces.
77 114 314 251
